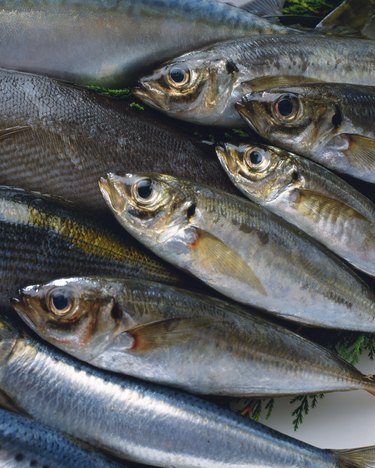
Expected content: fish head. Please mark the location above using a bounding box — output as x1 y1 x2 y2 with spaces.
99 172 199 266
216 142 301 203
11 278 120 356
237 89 337 148
133 50 238 126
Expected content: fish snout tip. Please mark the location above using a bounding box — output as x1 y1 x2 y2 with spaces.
99 173 130 215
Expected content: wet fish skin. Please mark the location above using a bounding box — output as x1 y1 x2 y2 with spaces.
0 408 123 468
0 314 363 468
0 185 180 309
135 34 375 127
0 68 234 213
0 0 287 87
237 83 375 182
13 276 375 398
216 142 375 276
99 172 375 332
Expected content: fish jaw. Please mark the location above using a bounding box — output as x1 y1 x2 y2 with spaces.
99 173 132 218
215 143 240 178
11 286 45 335
235 99 261 134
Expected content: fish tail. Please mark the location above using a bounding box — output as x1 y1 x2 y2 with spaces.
334 445 375 467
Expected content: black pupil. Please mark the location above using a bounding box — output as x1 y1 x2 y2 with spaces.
277 98 294 117
52 293 69 311
137 179 153 199
170 67 186 84
250 151 263 165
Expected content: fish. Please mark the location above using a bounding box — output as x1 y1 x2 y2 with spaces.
0 185 181 309
134 34 375 127
0 0 288 87
12 275 375 398
236 83 375 183
99 172 375 332
0 68 234 213
0 408 123 468
0 314 374 468
216 142 375 276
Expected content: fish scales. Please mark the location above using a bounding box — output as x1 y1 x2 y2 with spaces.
136 34 375 127
217 142 375 275
13 277 375 397
0 0 287 87
0 68 234 211
0 318 346 467
0 408 123 468
100 173 375 331
0 186 180 308
207 35 375 86
238 83 375 181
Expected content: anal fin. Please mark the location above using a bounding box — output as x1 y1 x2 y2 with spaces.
126 317 214 352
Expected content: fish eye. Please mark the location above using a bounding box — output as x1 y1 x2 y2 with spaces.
167 65 190 88
48 288 74 316
273 94 300 121
136 179 153 200
244 147 271 172
132 178 159 206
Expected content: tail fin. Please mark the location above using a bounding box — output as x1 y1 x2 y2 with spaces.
335 446 375 467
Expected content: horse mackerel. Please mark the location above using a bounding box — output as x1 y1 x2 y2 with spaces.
99 172 375 332
0 314 374 467
135 34 375 127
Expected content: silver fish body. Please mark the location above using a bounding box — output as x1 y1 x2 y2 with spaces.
135 34 375 127
238 83 375 182
99 173 375 332
0 316 361 468
0 408 122 468
216 142 375 276
0 68 234 213
0 0 287 87
12 277 375 397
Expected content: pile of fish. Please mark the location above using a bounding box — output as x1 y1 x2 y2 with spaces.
0 0 374 466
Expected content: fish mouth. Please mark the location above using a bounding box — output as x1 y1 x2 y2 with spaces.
235 100 258 133
132 81 165 110
99 172 143 217
10 289 40 330
215 143 239 175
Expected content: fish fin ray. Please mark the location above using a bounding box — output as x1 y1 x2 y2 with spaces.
0 126 31 140
295 189 369 223
190 228 267 296
334 445 375 467
126 317 213 352
226 0 285 16
341 134 375 171
316 0 375 38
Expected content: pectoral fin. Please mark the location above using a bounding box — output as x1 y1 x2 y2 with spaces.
126 317 213 352
189 228 267 296
294 189 368 223
343 134 375 172
0 126 31 140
